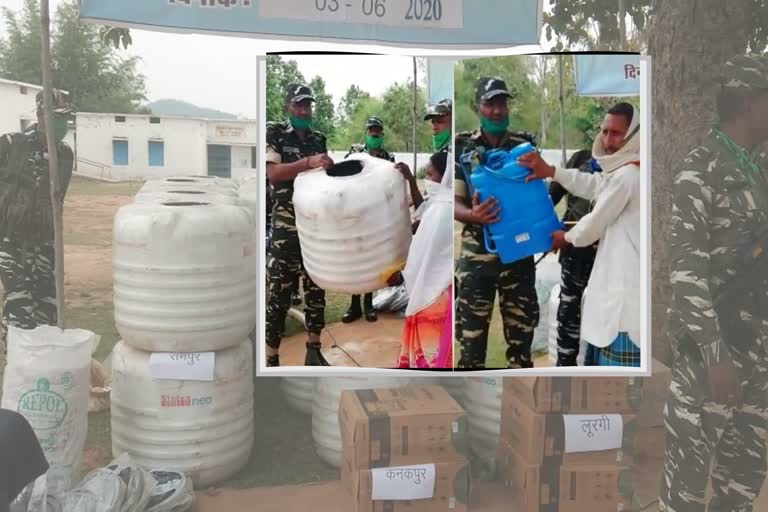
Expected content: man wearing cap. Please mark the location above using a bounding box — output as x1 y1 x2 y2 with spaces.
346 116 396 163
657 55 768 511
342 116 396 324
454 77 539 369
0 88 73 343
425 99 453 153
265 83 334 367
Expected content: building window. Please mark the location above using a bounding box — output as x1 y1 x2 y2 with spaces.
19 86 28 95
251 146 257 169
115 116 126 123
113 139 129 166
148 140 165 167
149 117 161 124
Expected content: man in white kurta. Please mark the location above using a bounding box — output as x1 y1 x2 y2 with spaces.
519 102 641 366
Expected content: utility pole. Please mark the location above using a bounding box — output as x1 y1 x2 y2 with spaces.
412 57 417 172
40 0 65 328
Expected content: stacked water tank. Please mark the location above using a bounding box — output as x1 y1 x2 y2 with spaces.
110 175 257 487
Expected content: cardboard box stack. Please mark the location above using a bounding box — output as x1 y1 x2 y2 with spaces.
339 386 471 512
498 377 639 512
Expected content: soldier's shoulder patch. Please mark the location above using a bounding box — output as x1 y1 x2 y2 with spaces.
266 121 289 134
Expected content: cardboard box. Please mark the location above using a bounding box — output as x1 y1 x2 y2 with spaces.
497 440 634 512
635 359 672 428
345 459 471 512
500 392 635 465
339 386 469 470
504 376 640 414
633 426 666 464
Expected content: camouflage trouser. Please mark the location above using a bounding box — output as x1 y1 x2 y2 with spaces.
456 256 539 369
659 339 768 512
556 246 597 366
264 213 325 350
0 237 57 337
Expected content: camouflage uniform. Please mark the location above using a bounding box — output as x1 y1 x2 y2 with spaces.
455 128 540 369
660 55 768 512
264 120 328 352
345 143 395 162
549 150 600 366
0 107 73 337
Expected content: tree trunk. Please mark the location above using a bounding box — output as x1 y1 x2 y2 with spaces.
40 0 65 329
646 0 751 365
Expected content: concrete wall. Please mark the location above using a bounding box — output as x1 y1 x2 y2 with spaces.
0 80 41 135
75 114 258 181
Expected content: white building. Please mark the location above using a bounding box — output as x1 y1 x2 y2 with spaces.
75 113 258 181
0 78 42 135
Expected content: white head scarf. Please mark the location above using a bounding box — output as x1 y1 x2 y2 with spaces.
592 103 641 173
401 153 454 316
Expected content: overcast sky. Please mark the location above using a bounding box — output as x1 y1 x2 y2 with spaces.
0 0 550 118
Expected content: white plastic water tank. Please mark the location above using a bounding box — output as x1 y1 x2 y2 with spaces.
113 202 256 352
311 376 437 468
237 180 258 225
133 189 239 205
293 153 412 294
110 340 254 487
281 377 315 415
464 376 503 469
140 177 239 196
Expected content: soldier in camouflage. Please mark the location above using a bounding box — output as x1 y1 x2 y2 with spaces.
549 149 601 366
659 55 768 511
0 89 73 344
342 116 395 324
454 77 539 369
265 83 334 367
425 99 452 154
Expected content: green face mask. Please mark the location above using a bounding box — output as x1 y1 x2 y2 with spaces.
53 117 68 142
290 116 312 130
365 135 383 150
480 115 509 136
432 129 451 151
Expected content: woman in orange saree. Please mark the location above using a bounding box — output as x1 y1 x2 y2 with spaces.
392 152 453 369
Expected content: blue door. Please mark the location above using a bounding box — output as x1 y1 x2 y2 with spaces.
207 144 231 178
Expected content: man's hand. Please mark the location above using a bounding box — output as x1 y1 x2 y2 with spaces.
518 151 555 182
707 352 742 407
307 154 334 170
550 230 569 252
395 162 415 181
471 192 500 225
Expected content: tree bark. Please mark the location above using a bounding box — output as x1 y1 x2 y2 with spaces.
646 0 751 365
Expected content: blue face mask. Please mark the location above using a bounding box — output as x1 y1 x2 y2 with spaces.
480 115 509 136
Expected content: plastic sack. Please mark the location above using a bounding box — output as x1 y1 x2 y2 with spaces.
106 454 156 512
531 254 561 354
145 470 195 512
372 285 409 314
1 325 99 494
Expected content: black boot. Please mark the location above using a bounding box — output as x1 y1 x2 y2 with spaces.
305 341 331 366
364 292 377 322
342 295 362 323
266 354 280 367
